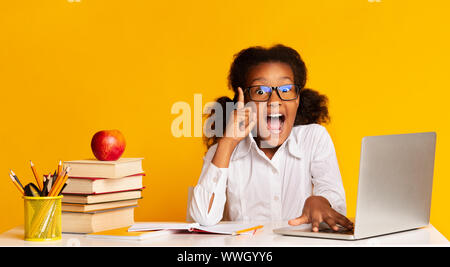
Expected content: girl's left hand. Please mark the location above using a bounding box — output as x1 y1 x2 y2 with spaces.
288 196 354 232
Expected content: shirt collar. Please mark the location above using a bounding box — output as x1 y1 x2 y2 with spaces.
231 132 255 161
231 128 303 161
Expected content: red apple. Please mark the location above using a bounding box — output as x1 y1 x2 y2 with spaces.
91 130 126 161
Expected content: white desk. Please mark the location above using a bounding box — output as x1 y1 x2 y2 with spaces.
0 222 448 247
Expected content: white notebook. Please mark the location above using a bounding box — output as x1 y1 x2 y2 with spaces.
86 227 171 241
128 222 263 235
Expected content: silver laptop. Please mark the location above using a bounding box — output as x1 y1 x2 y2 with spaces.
274 132 436 240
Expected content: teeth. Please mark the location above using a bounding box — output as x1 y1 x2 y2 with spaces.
268 114 282 118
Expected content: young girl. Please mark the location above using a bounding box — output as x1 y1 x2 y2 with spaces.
189 44 353 232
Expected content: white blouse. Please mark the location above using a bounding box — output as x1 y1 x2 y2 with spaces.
189 123 347 226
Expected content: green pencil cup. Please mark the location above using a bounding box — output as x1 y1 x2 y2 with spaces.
23 196 63 241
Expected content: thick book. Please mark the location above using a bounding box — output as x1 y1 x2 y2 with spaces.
86 227 171 241
128 222 264 235
62 199 139 212
62 206 135 234
62 189 143 204
63 158 144 178
62 173 144 194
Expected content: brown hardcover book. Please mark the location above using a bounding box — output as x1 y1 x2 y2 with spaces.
62 199 139 212
62 189 143 204
63 158 143 178
62 206 135 234
62 173 144 194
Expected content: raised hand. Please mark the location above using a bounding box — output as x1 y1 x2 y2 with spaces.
211 87 256 169
224 87 257 143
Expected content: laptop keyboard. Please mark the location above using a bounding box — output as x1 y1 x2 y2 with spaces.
318 224 354 234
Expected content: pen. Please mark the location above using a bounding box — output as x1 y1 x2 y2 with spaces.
232 225 264 235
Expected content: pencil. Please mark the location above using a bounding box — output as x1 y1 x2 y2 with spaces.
232 225 264 235
49 166 70 196
57 167 70 194
58 180 69 196
9 169 24 190
49 171 62 196
30 160 43 191
50 172 68 196
57 160 62 177
9 174 24 195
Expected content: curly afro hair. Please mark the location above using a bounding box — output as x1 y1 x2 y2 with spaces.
204 44 330 149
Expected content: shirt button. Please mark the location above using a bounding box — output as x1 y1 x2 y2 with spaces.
274 196 279 201
213 176 219 184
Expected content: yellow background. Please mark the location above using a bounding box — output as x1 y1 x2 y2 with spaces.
1 0 449 239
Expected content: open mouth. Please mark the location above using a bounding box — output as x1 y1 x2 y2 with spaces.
266 113 285 134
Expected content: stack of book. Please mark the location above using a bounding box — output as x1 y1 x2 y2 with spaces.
61 158 144 234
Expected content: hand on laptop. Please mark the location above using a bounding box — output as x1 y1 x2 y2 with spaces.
288 196 354 232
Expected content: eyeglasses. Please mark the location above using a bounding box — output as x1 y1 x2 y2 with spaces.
244 84 300 102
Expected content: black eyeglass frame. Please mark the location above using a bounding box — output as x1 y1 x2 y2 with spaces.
244 84 301 102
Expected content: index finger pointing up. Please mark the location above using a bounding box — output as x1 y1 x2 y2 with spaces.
237 87 245 110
